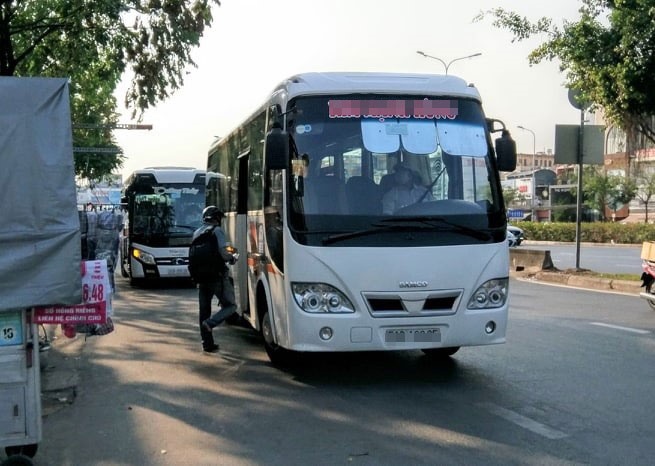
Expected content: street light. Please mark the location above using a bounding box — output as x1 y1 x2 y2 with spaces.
416 51 482 75
517 125 536 221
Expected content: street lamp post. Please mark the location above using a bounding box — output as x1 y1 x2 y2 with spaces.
416 51 482 75
517 125 536 221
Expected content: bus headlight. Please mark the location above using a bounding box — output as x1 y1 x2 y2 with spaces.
292 283 355 313
467 278 508 309
132 248 156 265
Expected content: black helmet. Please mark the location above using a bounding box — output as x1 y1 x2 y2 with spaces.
202 205 224 222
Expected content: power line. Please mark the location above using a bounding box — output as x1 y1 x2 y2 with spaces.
72 123 153 130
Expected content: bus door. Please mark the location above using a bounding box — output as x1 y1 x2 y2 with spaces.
231 151 250 322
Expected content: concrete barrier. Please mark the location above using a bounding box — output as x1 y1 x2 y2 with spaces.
509 248 554 275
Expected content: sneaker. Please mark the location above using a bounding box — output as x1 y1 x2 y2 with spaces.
202 320 213 333
203 343 219 353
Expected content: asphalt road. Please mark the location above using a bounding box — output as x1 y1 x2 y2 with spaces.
30 276 655 466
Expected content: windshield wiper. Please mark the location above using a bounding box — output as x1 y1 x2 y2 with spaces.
321 224 428 245
172 224 197 231
378 216 492 241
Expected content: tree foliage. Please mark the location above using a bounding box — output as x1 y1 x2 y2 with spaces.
583 166 637 219
633 169 655 222
502 186 526 208
0 0 220 180
478 1 655 145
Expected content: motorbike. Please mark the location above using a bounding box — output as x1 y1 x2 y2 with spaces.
639 259 655 310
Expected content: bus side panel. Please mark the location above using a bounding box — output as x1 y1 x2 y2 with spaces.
265 241 290 348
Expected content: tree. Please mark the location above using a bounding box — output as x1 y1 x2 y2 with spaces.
583 166 636 220
478 1 655 148
1 0 221 179
633 170 655 222
502 186 526 208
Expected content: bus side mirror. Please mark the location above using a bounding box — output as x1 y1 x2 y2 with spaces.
495 130 517 172
265 126 289 170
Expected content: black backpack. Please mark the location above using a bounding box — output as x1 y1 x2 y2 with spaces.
188 225 225 282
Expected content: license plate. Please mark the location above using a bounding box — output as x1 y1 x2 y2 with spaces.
160 266 189 277
385 327 441 343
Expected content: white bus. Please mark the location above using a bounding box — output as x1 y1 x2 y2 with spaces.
119 167 206 284
207 72 517 364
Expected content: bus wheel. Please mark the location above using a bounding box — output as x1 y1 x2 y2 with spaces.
120 260 129 278
129 277 144 287
1 454 34 466
5 443 38 458
261 310 294 366
421 347 460 358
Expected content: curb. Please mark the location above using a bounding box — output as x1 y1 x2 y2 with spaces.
531 270 641 294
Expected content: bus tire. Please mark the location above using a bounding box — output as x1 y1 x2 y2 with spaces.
120 260 129 278
261 309 294 367
5 443 38 458
1 454 34 466
421 347 460 358
129 277 144 287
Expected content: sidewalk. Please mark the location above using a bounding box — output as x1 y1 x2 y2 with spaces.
39 324 85 416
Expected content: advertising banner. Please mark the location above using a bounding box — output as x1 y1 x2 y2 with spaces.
34 260 112 325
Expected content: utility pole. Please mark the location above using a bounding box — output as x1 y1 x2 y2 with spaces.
517 126 536 221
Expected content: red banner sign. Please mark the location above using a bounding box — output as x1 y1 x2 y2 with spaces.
34 260 111 324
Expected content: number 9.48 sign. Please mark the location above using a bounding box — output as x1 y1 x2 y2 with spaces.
0 310 23 347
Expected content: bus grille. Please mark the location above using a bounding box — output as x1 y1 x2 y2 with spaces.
156 257 189 266
363 290 461 318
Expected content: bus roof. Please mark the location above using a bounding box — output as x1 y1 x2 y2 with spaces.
273 72 482 101
125 167 205 185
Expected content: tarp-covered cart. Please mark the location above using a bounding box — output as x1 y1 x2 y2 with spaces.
0 77 82 465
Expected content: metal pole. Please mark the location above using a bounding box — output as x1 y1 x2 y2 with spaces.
575 109 584 270
517 126 536 220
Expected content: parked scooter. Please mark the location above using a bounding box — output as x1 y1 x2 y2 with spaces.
639 259 655 310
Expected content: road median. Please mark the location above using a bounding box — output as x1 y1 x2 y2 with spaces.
510 248 641 294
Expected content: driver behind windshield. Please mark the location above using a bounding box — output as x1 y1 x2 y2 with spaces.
381 161 433 214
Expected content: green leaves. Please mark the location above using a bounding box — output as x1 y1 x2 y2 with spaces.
1 0 220 180
480 2 655 146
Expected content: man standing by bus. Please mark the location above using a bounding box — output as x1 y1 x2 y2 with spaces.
189 206 239 353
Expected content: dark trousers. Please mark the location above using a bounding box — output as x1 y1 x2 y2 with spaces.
198 276 237 348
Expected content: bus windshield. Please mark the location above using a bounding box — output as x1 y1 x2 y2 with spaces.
130 184 204 246
286 95 505 246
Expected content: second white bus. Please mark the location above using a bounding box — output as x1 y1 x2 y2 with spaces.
120 167 206 284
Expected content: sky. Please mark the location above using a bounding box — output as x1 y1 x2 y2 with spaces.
114 0 586 179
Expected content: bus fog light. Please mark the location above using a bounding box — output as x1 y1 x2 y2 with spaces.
319 327 333 340
485 321 496 334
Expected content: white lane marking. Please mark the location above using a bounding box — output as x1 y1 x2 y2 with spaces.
479 402 568 440
590 322 651 335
